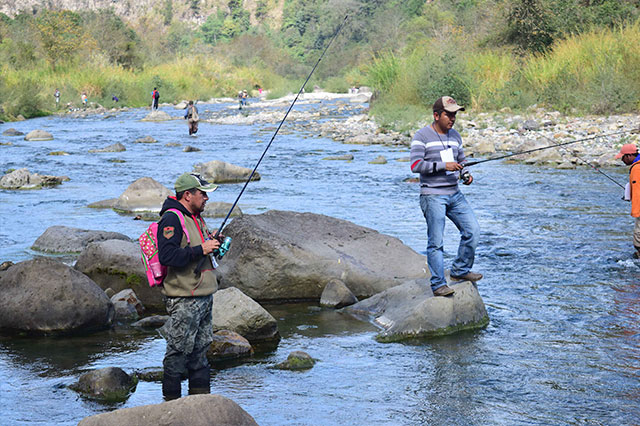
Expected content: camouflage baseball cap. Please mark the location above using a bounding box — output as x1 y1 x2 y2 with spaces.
174 173 218 192
433 96 465 113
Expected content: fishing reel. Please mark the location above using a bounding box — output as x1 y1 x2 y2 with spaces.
460 170 471 184
213 236 232 259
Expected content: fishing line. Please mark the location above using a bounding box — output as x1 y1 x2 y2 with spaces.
213 15 349 238
539 134 625 189
194 15 349 272
464 129 636 167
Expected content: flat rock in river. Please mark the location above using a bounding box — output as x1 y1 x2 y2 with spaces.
344 279 489 342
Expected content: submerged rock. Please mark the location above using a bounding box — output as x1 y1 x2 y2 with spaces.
344 279 489 342
134 135 157 143
0 258 114 335
273 351 316 370
216 210 428 301
322 154 354 161
32 225 130 254
78 394 259 426
2 128 24 136
71 367 137 402
89 142 126 153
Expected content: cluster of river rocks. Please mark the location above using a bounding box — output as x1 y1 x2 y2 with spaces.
0 167 490 422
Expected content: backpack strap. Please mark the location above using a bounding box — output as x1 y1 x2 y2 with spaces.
165 209 191 243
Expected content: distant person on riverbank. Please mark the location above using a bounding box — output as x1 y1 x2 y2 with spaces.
112 95 119 103
81 91 87 108
54 89 60 109
410 96 481 297
616 143 640 257
184 101 199 136
238 91 243 110
152 88 160 110
157 172 220 400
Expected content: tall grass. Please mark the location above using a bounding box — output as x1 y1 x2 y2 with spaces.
367 19 640 131
0 54 284 120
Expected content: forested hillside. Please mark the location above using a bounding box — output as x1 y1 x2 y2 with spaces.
1 0 639 125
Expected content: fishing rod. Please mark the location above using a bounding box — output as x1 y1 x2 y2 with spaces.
199 15 350 266
539 134 625 189
464 129 635 167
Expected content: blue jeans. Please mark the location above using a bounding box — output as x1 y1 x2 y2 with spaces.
420 191 479 291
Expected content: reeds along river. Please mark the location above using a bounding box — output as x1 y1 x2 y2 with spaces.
0 99 639 425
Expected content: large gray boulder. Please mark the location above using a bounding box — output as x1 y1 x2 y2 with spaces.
112 177 172 213
344 279 489 342
24 129 53 141
212 287 279 343
0 258 114 334
78 394 259 426
0 168 66 189
74 239 164 312
32 225 131 254
216 210 428 301
193 160 261 183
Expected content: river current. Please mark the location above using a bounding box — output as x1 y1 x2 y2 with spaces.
0 99 638 425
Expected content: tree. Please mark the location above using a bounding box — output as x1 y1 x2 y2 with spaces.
82 10 141 69
505 0 556 53
34 10 84 68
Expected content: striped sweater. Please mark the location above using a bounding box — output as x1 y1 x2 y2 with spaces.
410 124 466 195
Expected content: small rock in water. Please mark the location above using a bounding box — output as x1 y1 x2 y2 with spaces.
273 351 316 370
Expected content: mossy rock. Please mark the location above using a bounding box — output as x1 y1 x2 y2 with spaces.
272 351 316 370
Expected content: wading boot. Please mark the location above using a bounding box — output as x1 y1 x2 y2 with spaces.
188 367 210 395
162 373 182 401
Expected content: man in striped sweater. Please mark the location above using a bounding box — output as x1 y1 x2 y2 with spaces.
410 96 481 297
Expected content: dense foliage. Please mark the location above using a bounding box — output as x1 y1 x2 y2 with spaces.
0 0 638 123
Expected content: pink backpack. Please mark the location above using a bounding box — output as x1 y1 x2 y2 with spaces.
139 209 190 287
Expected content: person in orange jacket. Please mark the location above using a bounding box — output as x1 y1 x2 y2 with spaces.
616 143 640 256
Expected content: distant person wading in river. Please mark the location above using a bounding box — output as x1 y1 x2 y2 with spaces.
410 96 481 297
152 88 160 110
616 143 640 257
184 101 199 136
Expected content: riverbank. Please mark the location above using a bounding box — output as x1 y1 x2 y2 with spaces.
198 91 640 168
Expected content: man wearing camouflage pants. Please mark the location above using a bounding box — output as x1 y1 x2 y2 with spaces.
157 172 221 400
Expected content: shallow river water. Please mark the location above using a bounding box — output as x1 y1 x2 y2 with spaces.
0 99 639 425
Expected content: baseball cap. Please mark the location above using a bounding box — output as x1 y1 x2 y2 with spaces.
615 144 638 159
175 173 218 192
433 96 465 113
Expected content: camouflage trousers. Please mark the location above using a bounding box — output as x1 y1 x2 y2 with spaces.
159 295 213 377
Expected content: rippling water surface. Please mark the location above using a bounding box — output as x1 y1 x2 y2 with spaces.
0 100 638 425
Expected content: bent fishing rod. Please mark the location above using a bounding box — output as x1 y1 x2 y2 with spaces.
539 133 625 189
464 129 636 168
197 15 349 268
